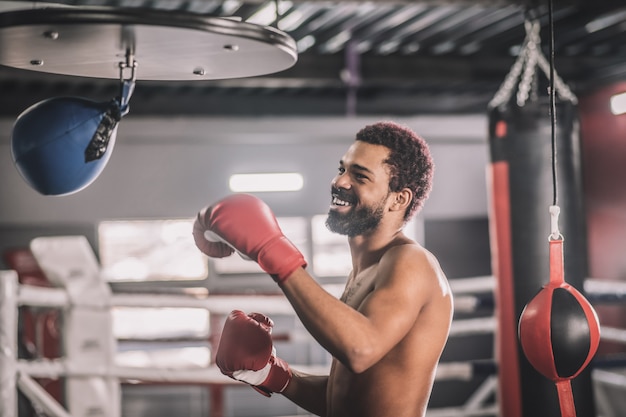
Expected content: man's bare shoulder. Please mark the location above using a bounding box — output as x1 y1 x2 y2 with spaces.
380 241 441 274
379 242 450 296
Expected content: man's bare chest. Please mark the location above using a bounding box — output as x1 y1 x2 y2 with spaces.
340 265 378 308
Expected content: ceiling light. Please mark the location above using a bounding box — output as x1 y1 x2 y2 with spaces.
296 35 316 52
378 40 400 55
221 0 242 15
229 172 304 192
247 1 293 27
246 2 277 26
322 31 351 54
585 10 626 34
610 92 626 115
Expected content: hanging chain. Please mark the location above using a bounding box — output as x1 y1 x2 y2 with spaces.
488 17 577 109
516 20 540 106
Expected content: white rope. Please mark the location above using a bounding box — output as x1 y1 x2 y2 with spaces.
593 369 626 389
18 285 68 308
16 277 494 316
17 286 295 315
14 276 626 331
16 358 330 385
599 327 626 345
464 375 499 410
17 356 497 384
19 276 622 311
453 295 483 314
585 278 626 298
450 317 496 337
435 362 474 381
448 276 495 294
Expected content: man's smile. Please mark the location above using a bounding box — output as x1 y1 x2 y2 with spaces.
331 188 356 211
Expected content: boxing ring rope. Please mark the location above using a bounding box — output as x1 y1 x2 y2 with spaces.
3 269 626 417
16 278 502 343
2 270 502 417
20 278 624 340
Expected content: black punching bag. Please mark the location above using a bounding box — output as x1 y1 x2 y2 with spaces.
487 99 595 417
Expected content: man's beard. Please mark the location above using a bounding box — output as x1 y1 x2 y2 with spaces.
326 195 387 237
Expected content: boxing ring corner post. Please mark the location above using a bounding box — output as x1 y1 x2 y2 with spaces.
1 270 71 417
1 270 19 417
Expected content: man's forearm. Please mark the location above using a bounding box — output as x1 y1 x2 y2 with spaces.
281 370 328 416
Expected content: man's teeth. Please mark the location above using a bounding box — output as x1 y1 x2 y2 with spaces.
333 196 351 206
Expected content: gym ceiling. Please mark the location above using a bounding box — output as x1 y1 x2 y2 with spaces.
0 0 624 117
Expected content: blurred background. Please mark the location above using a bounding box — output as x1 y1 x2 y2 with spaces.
1 0 625 416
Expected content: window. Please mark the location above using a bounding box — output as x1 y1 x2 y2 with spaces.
99 219 208 282
311 215 351 277
210 216 309 275
311 214 423 277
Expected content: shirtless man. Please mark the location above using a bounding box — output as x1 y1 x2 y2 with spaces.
193 121 454 417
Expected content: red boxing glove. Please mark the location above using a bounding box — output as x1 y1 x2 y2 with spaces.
216 310 292 397
193 193 306 283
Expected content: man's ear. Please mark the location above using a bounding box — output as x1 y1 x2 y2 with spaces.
391 188 412 212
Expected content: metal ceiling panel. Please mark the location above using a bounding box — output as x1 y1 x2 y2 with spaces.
0 0 624 116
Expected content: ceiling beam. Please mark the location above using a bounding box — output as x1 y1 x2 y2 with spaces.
0 51 620 88
0 0 615 8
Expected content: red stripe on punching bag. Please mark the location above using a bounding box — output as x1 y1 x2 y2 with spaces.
488 160 522 417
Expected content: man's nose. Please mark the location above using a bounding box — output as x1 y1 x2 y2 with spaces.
332 172 350 190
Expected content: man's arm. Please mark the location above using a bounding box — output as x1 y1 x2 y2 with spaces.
282 371 328 416
215 310 292 397
193 194 437 372
280 245 436 373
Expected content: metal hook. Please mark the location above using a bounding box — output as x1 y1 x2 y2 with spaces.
117 48 137 114
118 48 137 83
549 205 563 241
